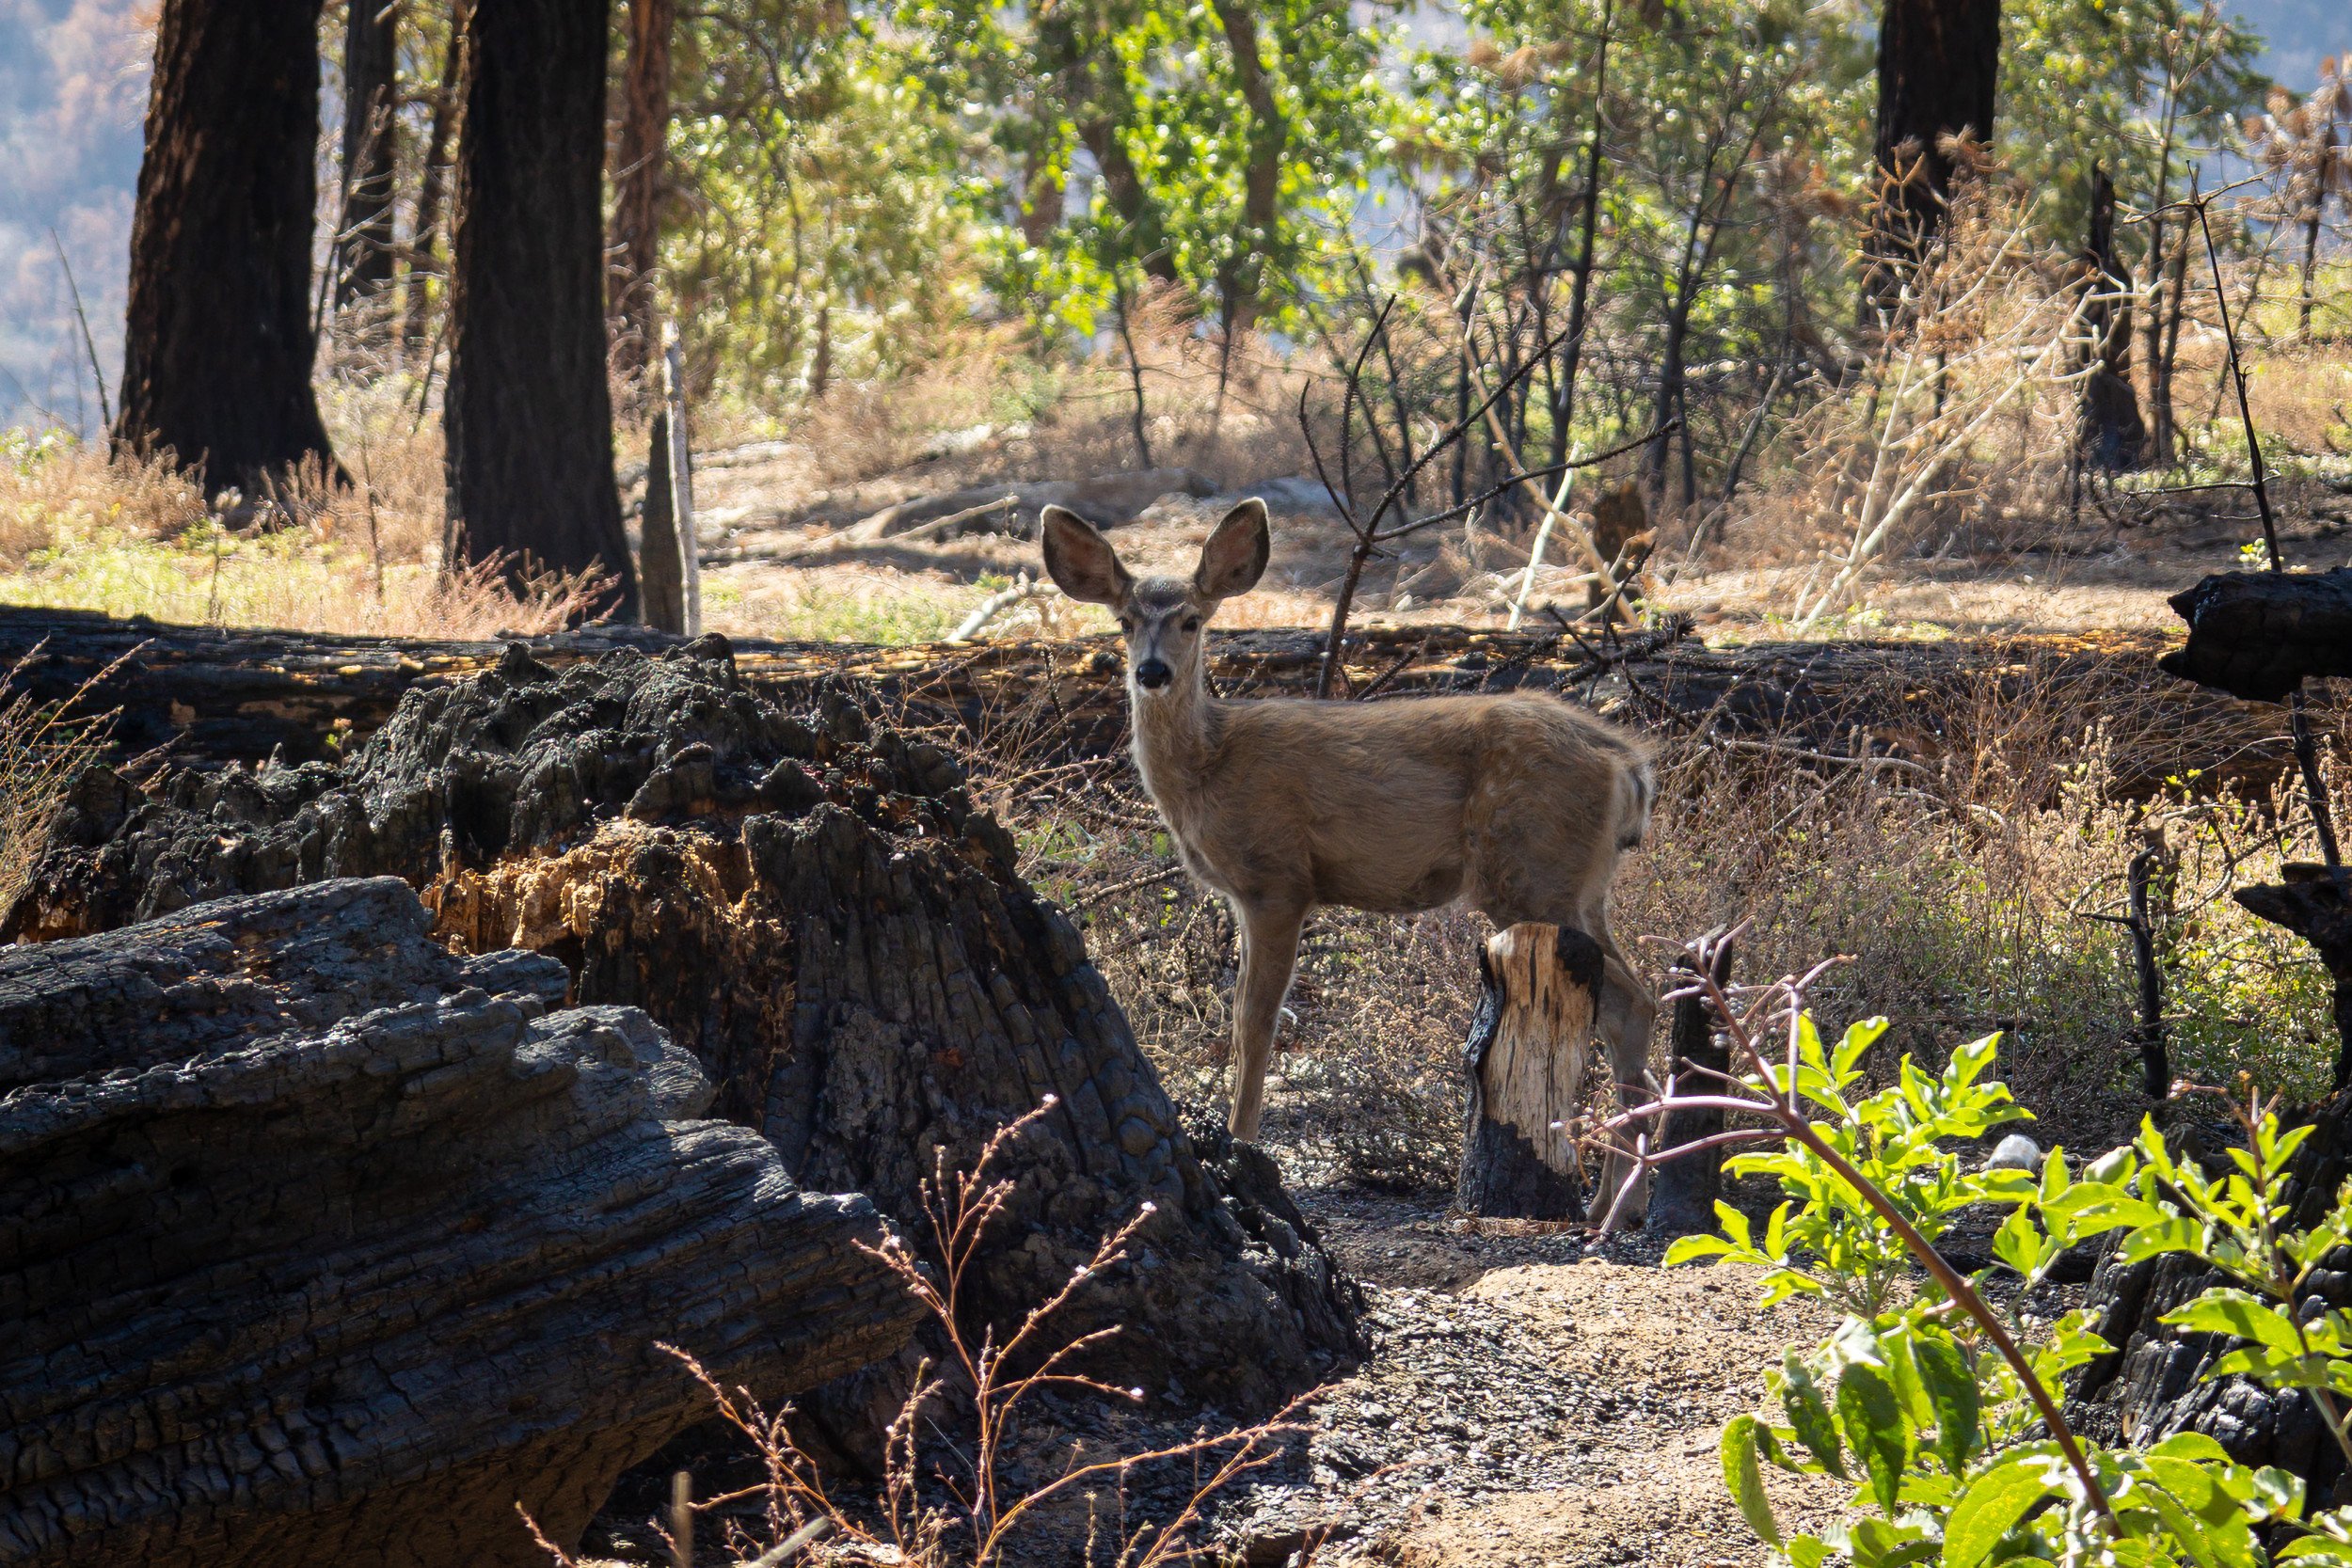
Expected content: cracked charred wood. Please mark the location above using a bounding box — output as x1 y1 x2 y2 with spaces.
2071 1084 2352 1501
12 638 1365 1415
2158 567 2352 703
0 877 916 1568
1455 925 1600 1222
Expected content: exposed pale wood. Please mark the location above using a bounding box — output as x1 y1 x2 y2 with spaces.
1457 924 1600 1220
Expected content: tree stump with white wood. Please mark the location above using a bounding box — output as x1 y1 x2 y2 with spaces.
1455 923 1605 1220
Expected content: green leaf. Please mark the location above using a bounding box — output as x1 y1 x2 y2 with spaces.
1913 1332 1980 1472
2163 1290 2308 1355
2121 1215 2202 1264
1836 1361 1909 1514
1662 1232 1734 1266
1945 1457 2058 1568
1781 1353 1848 1479
1720 1414 1780 1546
1993 1206 2048 1278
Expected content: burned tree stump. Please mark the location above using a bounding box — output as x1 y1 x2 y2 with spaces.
2072 1077 2352 1503
1455 924 1603 1221
9 639 1364 1416
0 878 917 1568
1647 933 1738 1237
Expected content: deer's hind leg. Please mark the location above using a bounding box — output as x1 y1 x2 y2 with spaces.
1228 898 1307 1142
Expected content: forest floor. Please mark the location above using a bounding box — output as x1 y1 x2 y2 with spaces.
665 427 2352 649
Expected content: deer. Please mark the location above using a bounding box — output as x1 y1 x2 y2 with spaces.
1041 497 1660 1209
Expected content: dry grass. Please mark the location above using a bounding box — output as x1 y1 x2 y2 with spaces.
0 388 604 639
939 662 2347 1196
0 645 116 922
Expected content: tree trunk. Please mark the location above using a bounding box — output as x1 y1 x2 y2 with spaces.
609 0 674 392
2300 124 2336 342
1455 924 1600 1221
1647 935 1737 1236
12 642 1366 1417
2078 164 2148 470
443 0 636 620
402 0 469 361
0 877 917 1568
1206 0 1286 334
640 409 686 633
336 0 400 314
113 0 336 496
1861 0 2000 319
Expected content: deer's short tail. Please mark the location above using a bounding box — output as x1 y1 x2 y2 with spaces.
1616 756 1655 851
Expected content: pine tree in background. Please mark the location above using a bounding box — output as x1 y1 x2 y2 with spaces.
115 0 337 497
442 0 636 622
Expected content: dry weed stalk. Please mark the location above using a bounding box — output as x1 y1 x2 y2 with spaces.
530 1101 1315 1568
0 643 118 920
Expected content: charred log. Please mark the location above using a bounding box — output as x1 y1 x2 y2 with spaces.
11 640 1365 1412
2158 567 2352 704
0 877 915 1568
0 608 2293 805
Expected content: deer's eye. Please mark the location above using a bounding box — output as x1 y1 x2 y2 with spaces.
1183 615 1201 633
1118 614 1136 632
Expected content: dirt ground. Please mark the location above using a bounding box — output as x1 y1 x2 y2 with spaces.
661 430 2352 648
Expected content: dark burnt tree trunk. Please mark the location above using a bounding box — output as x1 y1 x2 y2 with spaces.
336 0 400 314
443 0 636 620
1861 0 2000 320
1647 935 1737 1237
610 0 675 393
114 0 335 496
2078 165 2148 470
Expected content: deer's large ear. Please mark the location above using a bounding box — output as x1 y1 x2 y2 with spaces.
1041 505 1133 608
1194 499 1270 603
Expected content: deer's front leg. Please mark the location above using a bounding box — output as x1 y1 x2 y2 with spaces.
1228 901 1306 1142
1592 946 1659 1222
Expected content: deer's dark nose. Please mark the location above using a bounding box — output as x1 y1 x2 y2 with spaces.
1133 657 1172 689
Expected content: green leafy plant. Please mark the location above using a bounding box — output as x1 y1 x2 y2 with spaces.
1613 933 2352 1568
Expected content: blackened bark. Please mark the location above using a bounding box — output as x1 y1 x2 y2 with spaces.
443 0 636 619
610 0 675 389
2158 567 2352 703
336 0 400 311
114 0 336 495
640 409 686 632
1647 936 1736 1236
1862 0 2000 317
1455 926 1602 1221
2078 165 2148 469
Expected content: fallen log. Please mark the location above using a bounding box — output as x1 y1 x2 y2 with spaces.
0 877 917 1568
12 638 1365 1418
0 606 2291 802
2158 567 2352 703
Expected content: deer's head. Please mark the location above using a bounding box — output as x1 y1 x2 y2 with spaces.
1041 499 1269 697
